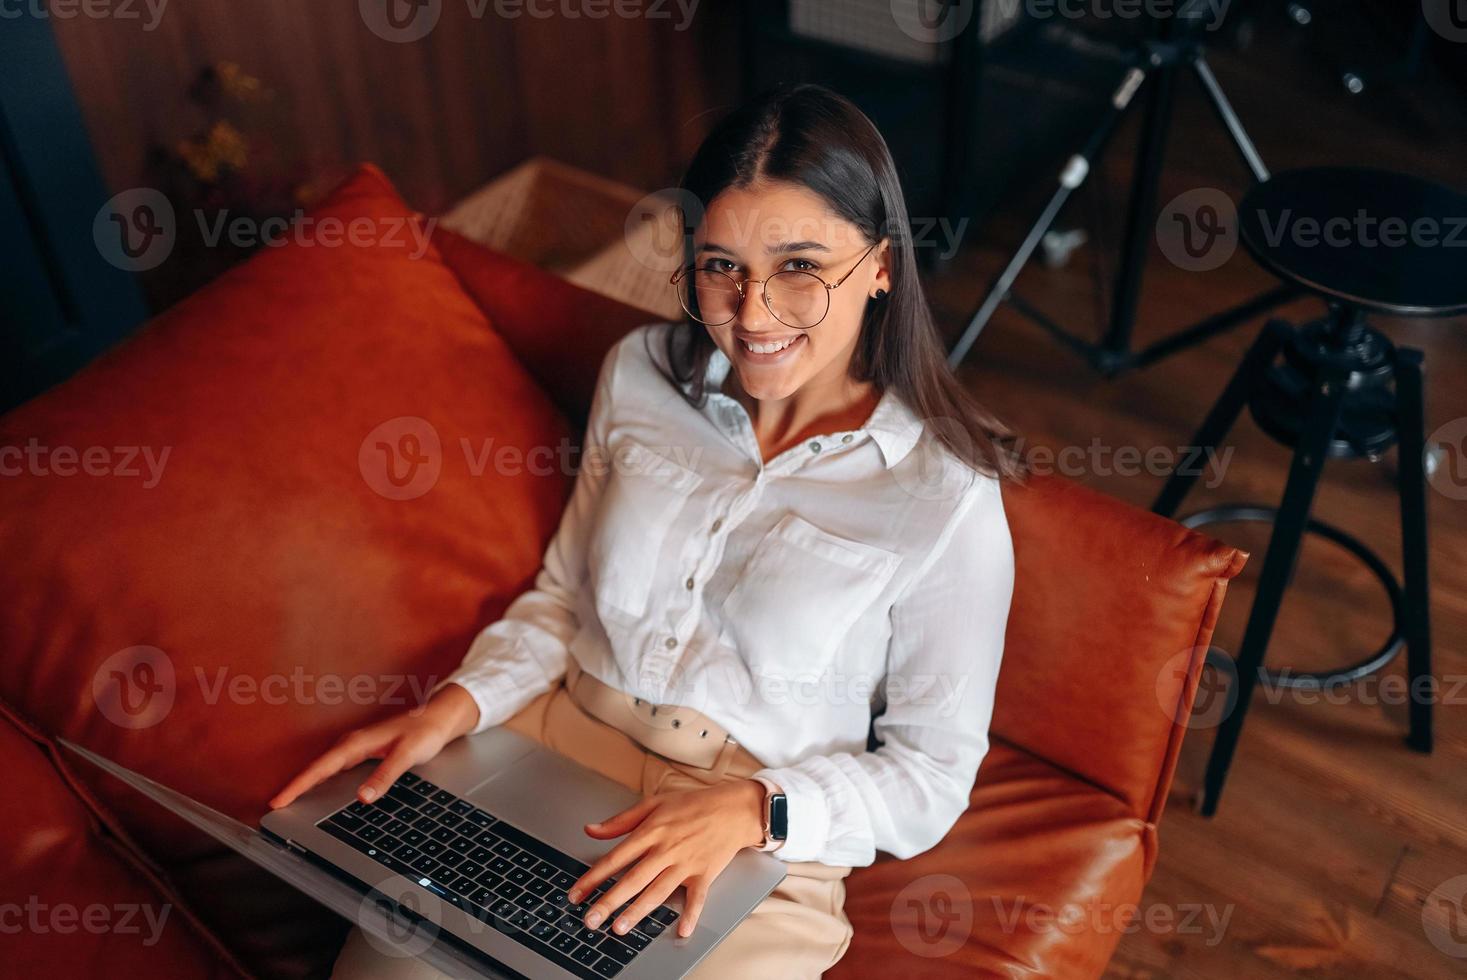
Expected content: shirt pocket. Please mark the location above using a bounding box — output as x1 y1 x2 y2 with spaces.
720 513 901 676
587 441 703 620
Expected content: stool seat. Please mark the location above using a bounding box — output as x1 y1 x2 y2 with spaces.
1239 167 1467 317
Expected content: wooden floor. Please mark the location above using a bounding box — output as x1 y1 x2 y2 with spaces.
924 19 1467 980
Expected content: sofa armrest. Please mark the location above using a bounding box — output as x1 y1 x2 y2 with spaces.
993 473 1246 831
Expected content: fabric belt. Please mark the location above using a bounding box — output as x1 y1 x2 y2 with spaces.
563 658 741 772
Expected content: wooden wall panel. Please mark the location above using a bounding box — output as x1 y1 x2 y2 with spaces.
48 1 739 218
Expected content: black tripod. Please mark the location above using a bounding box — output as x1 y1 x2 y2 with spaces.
948 12 1295 376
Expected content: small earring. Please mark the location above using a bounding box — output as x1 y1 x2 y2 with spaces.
873 288 887 300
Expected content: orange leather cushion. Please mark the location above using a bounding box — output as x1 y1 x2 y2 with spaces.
0 706 246 979
831 740 1148 980
0 165 575 976
432 226 659 428
993 475 1244 825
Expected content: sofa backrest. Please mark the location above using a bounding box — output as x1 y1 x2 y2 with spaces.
434 228 1246 824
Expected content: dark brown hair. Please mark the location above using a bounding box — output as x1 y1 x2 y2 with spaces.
656 81 1020 479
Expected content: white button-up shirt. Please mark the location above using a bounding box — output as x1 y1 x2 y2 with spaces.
443 322 1014 867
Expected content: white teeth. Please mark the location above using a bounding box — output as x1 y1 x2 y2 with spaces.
742 336 799 355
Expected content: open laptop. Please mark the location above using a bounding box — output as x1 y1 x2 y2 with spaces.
61 724 786 979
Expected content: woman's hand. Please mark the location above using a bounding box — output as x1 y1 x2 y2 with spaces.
567 778 767 939
268 683 480 809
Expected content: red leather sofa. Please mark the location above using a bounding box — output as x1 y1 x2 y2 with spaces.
0 165 1245 979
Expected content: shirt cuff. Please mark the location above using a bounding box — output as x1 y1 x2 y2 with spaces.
750 766 829 863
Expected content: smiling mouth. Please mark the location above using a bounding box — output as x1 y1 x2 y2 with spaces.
739 335 803 355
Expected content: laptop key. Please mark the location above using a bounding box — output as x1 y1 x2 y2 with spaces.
593 956 623 978
617 930 650 951
597 935 637 963
572 944 600 966
468 846 495 864
649 906 679 925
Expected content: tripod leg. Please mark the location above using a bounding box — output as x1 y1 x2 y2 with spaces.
1395 347 1432 753
1192 54 1270 184
1198 363 1349 817
1154 319 1291 518
1100 51 1182 364
947 63 1150 370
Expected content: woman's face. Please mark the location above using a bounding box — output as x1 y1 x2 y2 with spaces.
692 181 889 402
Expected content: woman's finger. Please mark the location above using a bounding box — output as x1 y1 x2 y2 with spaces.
609 866 683 937
584 855 664 930
268 729 386 808
355 734 435 803
678 875 709 938
584 796 658 840
569 832 654 904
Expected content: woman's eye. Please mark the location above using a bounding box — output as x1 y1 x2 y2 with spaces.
785 258 819 273
699 258 735 273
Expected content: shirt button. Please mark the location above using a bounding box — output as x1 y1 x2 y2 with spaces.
809 441 821 453
684 576 695 590
711 518 723 533
842 433 854 444
664 637 678 649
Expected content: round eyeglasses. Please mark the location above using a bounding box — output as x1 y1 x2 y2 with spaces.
670 240 880 330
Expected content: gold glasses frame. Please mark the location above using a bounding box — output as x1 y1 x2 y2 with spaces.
669 239 882 329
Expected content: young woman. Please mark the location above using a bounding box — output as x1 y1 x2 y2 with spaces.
271 82 1018 979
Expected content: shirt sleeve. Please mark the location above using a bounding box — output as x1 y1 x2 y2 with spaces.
751 473 1014 866
433 337 622 735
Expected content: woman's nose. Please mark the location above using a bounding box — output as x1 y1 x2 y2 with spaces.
736 279 773 329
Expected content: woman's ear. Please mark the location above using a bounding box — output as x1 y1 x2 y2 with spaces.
870 237 892 299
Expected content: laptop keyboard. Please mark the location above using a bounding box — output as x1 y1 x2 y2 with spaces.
317 771 678 979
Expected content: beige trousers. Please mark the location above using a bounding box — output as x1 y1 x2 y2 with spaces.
332 675 853 979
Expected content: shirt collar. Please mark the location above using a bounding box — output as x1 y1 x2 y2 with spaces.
695 343 924 469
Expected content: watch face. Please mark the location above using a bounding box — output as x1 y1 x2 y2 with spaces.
769 793 789 841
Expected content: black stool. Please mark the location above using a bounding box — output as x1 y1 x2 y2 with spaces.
1153 166 1467 817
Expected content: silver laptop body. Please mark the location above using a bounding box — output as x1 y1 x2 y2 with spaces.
64 724 787 980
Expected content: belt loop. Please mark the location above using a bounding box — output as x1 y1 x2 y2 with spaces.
709 735 740 780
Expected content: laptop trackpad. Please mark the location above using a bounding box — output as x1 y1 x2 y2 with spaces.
465 743 642 866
